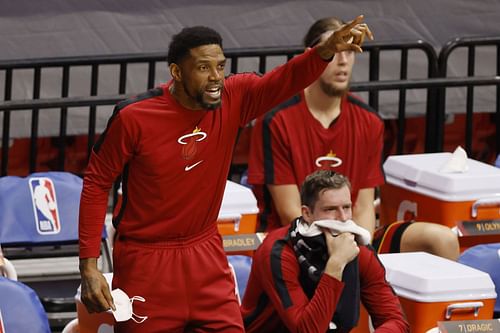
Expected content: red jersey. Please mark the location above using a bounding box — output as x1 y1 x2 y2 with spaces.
247 92 385 231
241 226 409 333
79 49 329 258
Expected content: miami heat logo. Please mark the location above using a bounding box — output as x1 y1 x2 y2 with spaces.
315 150 343 169
29 177 61 235
177 127 207 160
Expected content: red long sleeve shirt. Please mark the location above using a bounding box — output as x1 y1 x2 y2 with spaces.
79 48 329 258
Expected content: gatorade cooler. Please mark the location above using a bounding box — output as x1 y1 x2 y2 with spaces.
75 273 114 333
217 181 258 236
380 153 500 228
379 252 497 333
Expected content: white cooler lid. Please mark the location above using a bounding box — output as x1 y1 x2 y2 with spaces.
218 181 259 220
379 252 497 302
384 152 500 201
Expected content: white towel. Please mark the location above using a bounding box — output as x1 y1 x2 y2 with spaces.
297 219 371 245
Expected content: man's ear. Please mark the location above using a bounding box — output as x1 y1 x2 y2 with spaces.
169 63 182 82
301 205 313 224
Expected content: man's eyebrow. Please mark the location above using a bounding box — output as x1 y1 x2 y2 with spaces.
195 58 226 64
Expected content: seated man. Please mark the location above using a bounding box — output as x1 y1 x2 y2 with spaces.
241 170 409 332
248 16 459 261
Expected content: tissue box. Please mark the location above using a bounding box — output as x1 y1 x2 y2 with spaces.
380 153 500 228
217 181 259 236
379 252 497 333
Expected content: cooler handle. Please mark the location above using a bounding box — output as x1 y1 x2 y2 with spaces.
471 196 500 218
217 213 242 232
445 301 483 319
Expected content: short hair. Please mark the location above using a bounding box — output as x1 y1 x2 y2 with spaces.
303 17 344 48
300 170 351 208
167 26 223 65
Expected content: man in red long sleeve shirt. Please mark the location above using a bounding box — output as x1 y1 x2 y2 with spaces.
241 170 409 333
78 19 373 332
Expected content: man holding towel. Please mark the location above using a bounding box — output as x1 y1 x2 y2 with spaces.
241 170 409 332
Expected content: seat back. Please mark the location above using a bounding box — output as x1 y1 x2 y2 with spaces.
227 255 253 301
0 171 83 245
0 171 111 270
458 243 500 315
0 172 112 331
0 277 51 333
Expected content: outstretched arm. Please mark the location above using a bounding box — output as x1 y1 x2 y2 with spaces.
239 15 374 124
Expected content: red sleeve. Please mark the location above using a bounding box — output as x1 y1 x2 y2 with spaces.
247 114 296 186
260 245 345 333
79 109 135 258
359 247 410 332
361 117 385 189
238 48 328 126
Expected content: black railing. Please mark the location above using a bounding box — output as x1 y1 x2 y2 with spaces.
437 36 500 156
1 38 499 177
0 41 437 176
0 46 303 175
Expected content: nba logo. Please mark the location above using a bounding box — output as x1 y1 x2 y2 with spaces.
29 177 61 235
0 309 5 333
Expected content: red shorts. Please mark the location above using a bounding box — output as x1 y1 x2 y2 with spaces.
112 225 244 333
372 221 412 254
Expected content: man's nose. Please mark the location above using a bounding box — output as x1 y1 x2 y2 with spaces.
209 68 221 80
336 51 348 63
337 209 349 222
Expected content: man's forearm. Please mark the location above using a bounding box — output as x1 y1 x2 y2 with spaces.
79 257 99 274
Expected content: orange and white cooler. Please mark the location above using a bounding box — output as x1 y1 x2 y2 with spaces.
217 180 258 236
75 273 114 333
379 252 497 333
380 152 500 228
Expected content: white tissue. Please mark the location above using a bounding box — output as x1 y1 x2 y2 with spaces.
439 146 469 173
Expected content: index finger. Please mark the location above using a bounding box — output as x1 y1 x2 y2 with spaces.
342 15 365 31
102 285 116 311
362 24 374 41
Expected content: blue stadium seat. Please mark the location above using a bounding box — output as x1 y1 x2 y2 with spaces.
458 243 500 317
227 255 253 300
0 277 51 333
0 171 112 330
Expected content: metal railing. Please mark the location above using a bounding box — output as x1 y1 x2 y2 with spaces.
1 38 499 177
437 36 500 155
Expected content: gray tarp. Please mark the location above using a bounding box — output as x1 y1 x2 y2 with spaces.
2 0 499 58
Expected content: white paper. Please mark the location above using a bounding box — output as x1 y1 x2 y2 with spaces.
439 146 469 173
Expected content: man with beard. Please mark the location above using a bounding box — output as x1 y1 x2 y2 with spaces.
78 19 373 332
241 170 410 333
247 16 459 260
